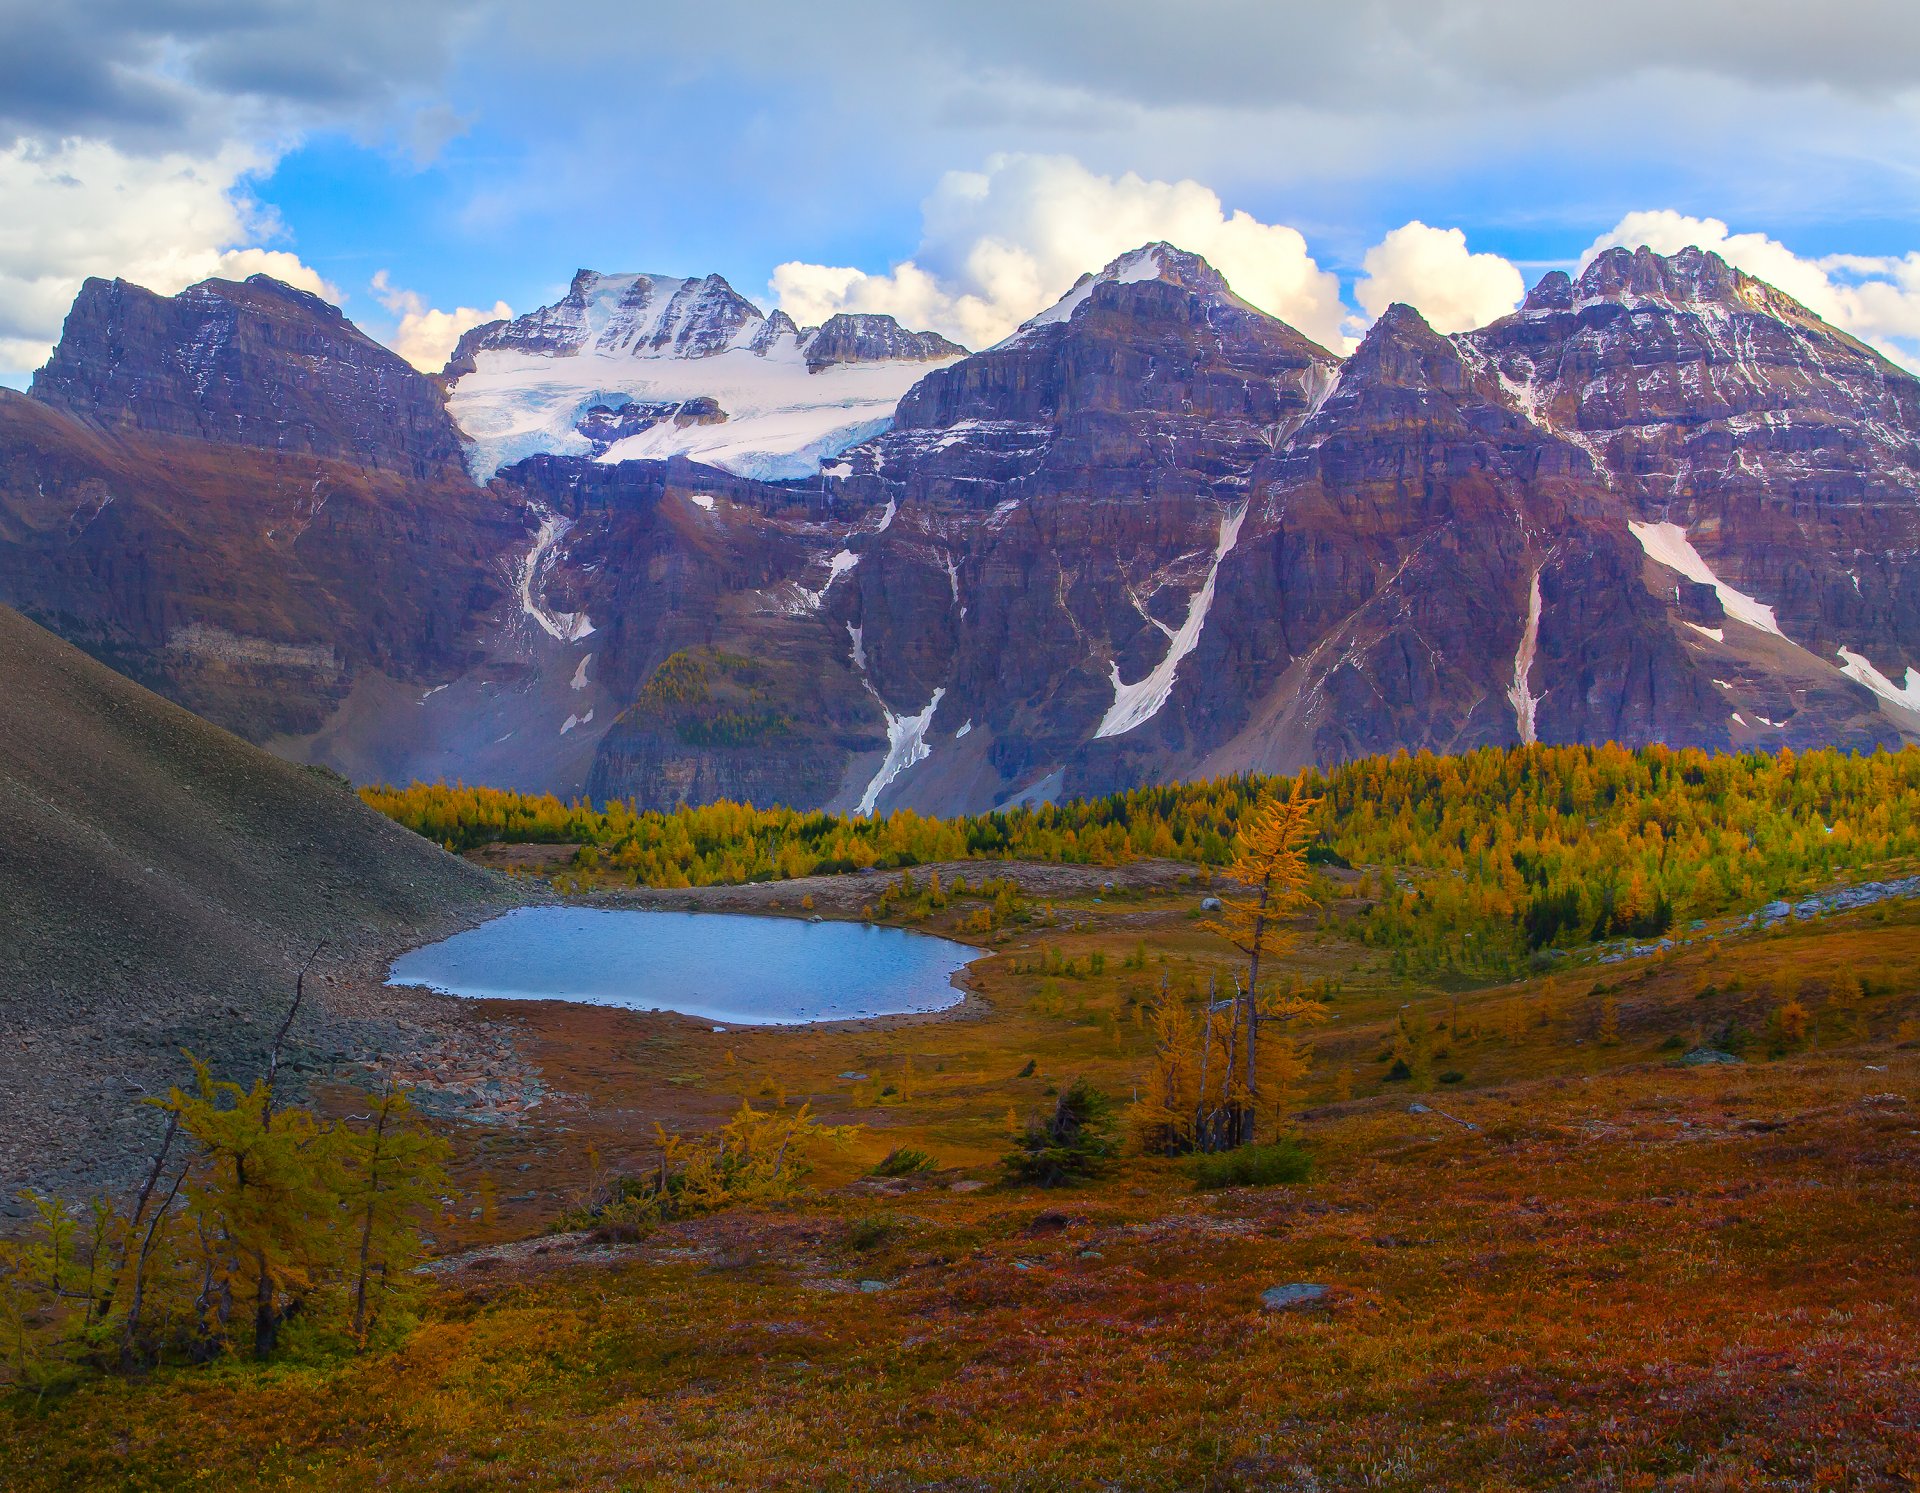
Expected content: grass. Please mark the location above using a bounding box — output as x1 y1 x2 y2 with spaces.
7 877 1920 1489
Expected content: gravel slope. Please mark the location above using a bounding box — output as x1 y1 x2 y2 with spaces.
0 604 511 1203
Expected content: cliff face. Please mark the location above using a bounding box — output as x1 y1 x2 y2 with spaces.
1464 244 1920 739
3 274 515 741
5 246 1917 815
31 275 471 481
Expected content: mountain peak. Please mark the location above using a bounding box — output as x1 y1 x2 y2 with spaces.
29 273 468 481
1010 242 1234 342
801 313 965 372
1574 244 1748 311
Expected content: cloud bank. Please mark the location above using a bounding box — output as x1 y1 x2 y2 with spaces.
771 155 1346 350
1353 222 1525 335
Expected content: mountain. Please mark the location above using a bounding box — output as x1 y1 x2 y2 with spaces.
0 273 521 744
0 601 501 1198
2 242 1916 819
442 269 965 482
33 274 470 481
1463 245 1920 733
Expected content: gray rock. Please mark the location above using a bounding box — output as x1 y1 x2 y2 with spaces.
1200 896 1222 912
1679 1048 1743 1066
1261 1283 1329 1311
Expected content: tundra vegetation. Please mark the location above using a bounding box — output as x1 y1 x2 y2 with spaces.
7 750 1920 1488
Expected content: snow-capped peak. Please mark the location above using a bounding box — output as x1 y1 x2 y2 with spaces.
444 267 967 483
1001 242 1233 346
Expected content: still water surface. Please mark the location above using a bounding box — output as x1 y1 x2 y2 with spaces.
387 906 976 1025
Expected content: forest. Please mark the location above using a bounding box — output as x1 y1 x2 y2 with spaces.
365 742 1920 975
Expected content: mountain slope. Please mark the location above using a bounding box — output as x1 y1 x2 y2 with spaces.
3 244 1915 819
0 602 505 1198
1466 245 1920 743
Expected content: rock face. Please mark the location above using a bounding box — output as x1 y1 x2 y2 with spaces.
5 243 1919 815
1 275 517 742
33 275 469 481
803 313 966 372
1464 244 1920 742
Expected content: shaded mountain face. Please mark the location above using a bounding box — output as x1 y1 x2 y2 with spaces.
33 275 470 482
442 270 967 482
1 274 518 743
3 245 1916 818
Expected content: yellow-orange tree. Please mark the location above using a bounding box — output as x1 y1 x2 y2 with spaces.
1200 787 1326 1147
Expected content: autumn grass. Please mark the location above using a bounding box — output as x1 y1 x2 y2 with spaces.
7 886 1920 1488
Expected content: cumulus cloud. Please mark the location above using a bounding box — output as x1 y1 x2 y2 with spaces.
1353 222 1525 334
1585 211 1920 369
371 271 510 371
770 154 1345 350
0 139 336 379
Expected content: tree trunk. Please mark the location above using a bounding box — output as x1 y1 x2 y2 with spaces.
351 1097 392 1347
1240 885 1271 1147
253 1249 277 1360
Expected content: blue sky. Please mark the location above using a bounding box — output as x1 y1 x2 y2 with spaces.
3 0 1918 380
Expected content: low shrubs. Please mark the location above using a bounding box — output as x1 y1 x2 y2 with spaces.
870 1147 936 1178
1186 1139 1314 1190
563 1101 857 1234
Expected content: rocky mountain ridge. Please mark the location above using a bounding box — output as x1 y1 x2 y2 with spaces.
4 240 1916 815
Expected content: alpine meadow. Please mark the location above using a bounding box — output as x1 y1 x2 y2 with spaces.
5 3 1920 1488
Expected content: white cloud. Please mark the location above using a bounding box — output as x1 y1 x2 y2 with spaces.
370 271 510 372
770 153 1346 350
1585 211 1920 370
0 138 335 379
1353 221 1524 335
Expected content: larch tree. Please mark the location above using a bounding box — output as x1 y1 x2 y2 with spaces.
1200 786 1328 1146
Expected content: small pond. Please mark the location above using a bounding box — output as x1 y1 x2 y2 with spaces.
387 906 977 1026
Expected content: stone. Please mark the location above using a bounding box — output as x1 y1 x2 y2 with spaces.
1261 1283 1329 1311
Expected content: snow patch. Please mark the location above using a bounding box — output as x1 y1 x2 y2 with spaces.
856 688 946 816
689 494 717 512
1507 568 1544 744
516 508 595 642
570 653 592 691
448 321 950 482
1095 504 1247 739
1836 647 1920 710
560 709 594 736
1628 521 1783 638
1686 623 1726 643
955 719 973 738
